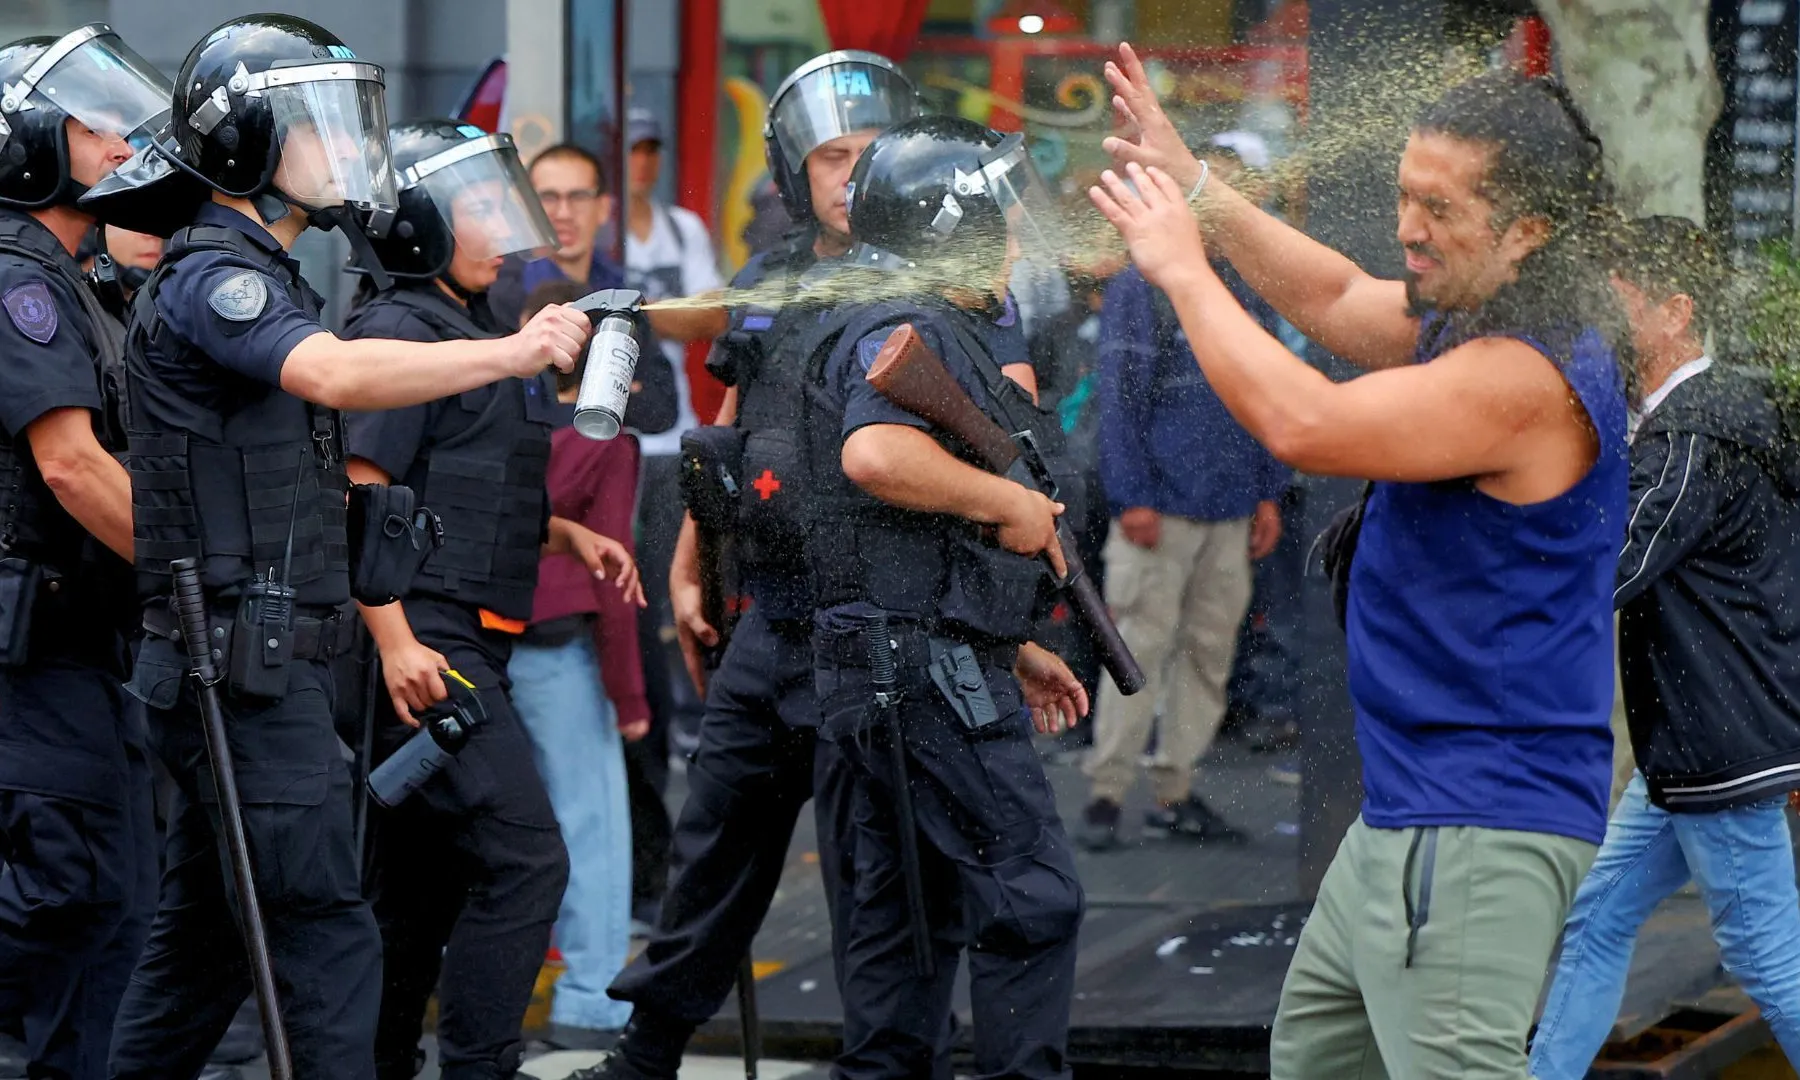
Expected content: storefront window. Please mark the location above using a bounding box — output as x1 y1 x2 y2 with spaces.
712 0 1309 272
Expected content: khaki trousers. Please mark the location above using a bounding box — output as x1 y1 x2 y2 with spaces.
1270 819 1596 1080
1084 515 1253 805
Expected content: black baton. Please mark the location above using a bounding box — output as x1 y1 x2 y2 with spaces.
737 951 761 1080
864 614 935 977
169 557 294 1080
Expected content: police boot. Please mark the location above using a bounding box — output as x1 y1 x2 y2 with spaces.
375 1047 428 1080
564 1010 693 1080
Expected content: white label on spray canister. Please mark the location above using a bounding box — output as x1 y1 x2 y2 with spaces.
573 312 639 440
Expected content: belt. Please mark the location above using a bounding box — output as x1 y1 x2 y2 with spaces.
815 623 1018 672
141 604 355 662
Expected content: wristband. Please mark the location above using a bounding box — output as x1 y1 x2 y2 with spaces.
1187 160 1211 204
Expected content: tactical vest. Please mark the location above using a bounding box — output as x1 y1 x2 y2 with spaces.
803 298 1049 643
343 284 553 621
731 253 841 584
0 213 130 579
126 225 351 607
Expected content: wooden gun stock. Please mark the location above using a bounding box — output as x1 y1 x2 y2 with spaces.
864 324 1146 696
866 325 1022 472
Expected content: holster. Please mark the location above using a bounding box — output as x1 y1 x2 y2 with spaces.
0 556 41 668
141 603 356 700
348 483 443 606
679 426 747 534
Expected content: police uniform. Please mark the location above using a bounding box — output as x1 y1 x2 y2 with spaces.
107 201 382 1079
343 283 571 1080
606 229 857 1041
807 297 1083 1080
0 207 156 1080
591 49 925 1080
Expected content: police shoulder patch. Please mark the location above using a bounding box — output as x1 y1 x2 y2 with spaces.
2 280 57 344
208 270 269 322
857 332 892 374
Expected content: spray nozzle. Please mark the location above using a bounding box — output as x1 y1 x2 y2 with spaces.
569 288 645 324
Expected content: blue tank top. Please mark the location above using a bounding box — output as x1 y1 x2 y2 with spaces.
1347 313 1628 845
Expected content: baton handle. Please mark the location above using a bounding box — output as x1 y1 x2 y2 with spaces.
170 556 219 684
169 558 294 1080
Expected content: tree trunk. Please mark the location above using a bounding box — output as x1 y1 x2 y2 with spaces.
1535 0 1722 223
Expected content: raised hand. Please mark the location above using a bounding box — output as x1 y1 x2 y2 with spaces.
1101 43 1206 194
1089 163 1212 294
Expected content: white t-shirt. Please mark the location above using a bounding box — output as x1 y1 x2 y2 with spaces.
626 203 723 457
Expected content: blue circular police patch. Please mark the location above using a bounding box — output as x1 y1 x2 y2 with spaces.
2 281 57 345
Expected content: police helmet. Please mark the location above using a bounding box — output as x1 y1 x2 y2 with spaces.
763 51 919 222
364 118 556 281
171 14 395 230
845 114 1070 273
0 24 172 210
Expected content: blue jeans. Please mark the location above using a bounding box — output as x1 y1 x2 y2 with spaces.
1530 773 1800 1079
509 634 633 1031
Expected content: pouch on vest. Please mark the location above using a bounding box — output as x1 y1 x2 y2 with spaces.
0 556 41 667
679 426 746 534
928 637 1002 733
348 482 444 606
739 427 812 552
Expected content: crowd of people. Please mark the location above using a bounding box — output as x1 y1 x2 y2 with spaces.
2 12 1799 1080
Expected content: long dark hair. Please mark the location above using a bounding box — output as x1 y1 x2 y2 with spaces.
1414 72 1633 392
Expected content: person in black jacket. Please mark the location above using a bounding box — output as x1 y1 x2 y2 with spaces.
1529 216 1800 1079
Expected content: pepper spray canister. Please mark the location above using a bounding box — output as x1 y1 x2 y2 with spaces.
573 312 639 440
566 288 646 440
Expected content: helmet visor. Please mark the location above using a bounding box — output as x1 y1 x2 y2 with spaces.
408 133 556 262
15 27 171 146
769 57 917 172
972 134 1072 265
265 64 396 211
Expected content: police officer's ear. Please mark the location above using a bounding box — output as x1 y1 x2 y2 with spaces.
1661 292 1697 343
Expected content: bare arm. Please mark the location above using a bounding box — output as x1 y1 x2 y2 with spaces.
843 423 1066 575
1099 42 1418 369
646 296 729 343
27 409 133 561
1096 165 1591 493
1201 184 1419 370
282 303 590 412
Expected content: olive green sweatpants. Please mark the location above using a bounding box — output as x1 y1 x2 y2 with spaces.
1270 817 1596 1080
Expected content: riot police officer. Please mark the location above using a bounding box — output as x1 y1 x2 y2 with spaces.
807 116 1088 1080
339 118 639 1080
90 18 593 1079
0 24 168 1080
583 52 920 1080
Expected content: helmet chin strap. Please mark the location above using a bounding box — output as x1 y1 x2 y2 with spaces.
257 187 395 291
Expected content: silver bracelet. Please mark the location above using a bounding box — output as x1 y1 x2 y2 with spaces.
1187 160 1211 203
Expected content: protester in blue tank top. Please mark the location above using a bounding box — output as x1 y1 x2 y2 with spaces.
1093 51 1628 1080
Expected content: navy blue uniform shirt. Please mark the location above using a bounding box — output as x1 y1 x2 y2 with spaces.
140 203 326 420
0 210 104 440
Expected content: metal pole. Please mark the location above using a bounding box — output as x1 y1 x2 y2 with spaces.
612 0 629 266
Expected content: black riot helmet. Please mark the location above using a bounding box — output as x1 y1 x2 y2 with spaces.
763 50 919 222
845 114 1070 276
0 24 172 210
363 119 556 283
169 14 396 233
